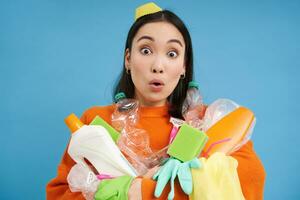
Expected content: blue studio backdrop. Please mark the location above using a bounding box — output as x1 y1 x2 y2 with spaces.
1 0 299 199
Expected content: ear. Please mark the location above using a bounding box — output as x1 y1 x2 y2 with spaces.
125 48 131 70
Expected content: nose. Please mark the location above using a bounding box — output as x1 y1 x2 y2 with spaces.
151 58 164 74
152 67 163 73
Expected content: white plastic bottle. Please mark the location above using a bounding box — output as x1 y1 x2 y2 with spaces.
65 113 137 177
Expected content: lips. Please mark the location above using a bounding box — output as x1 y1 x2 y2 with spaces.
149 79 164 86
149 79 164 92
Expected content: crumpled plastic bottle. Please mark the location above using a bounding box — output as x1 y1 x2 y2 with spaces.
111 92 139 132
182 81 204 130
111 92 162 175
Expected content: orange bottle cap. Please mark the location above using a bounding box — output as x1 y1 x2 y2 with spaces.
65 113 84 133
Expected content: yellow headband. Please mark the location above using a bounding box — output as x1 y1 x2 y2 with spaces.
135 2 162 21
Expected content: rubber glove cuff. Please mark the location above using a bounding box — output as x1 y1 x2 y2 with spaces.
94 175 133 200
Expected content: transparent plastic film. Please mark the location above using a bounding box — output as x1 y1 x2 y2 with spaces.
67 163 100 200
201 98 240 131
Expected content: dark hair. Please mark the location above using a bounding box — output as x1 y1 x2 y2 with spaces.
113 10 194 119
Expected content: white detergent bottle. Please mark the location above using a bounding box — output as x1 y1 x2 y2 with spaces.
65 113 137 177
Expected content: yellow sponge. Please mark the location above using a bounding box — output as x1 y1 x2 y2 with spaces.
135 2 162 21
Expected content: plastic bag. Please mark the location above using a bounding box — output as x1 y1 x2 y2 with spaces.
201 99 239 131
67 163 100 200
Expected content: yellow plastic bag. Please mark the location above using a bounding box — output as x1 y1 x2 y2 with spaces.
189 152 245 200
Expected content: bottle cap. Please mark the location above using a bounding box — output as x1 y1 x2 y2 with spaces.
65 113 84 133
188 81 199 89
114 92 126 102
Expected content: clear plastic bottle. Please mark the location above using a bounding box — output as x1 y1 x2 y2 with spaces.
111 92 139 131
182 81 204 130
111 92 158 175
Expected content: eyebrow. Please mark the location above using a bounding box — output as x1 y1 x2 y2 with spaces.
137 35 183 47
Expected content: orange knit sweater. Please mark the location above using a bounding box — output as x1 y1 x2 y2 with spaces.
46 104 266 200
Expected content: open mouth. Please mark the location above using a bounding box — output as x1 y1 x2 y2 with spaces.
149 79 164 92
149 79 164 87
152 82 162 86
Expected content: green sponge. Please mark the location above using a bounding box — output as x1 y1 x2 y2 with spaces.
89 115 120 142
167 123 208 162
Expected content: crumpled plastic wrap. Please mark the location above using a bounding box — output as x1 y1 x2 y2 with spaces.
67 163 100 200
201 99 240 131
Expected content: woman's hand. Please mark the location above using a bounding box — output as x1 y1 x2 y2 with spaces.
128 166 160 200
128 178 142 200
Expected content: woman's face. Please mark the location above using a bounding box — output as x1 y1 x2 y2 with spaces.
125 21 186 107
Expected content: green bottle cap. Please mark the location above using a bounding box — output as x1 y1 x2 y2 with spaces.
114 92 126 102
188 81 199 89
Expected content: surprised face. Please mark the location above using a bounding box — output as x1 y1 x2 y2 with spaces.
125 21 186 107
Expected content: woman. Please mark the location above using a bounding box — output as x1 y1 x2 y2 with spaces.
47 3 265 200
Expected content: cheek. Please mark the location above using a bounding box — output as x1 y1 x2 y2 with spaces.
130 63 147 80
130 54 149 73
130 62 147 87
168 55 185 77
168 63 185 79
172 68 183 77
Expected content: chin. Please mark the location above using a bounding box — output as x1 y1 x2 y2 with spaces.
145 95 168 105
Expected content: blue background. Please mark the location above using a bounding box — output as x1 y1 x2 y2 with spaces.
1 0 299 199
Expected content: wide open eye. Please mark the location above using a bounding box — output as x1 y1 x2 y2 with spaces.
140 47 152 55
167 50 178 58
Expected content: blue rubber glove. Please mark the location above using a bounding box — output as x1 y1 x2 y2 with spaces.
153 157 201 200
177 158 201 194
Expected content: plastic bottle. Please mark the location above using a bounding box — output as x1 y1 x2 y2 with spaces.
65 113 137 177
111 92 139 131
112 92 161 175
182 81 204 130
65 113 84 133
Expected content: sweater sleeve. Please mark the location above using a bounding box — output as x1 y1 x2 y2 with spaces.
46 112 91 200
46 148 85 200
141 141 266 200
231 140 266 200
